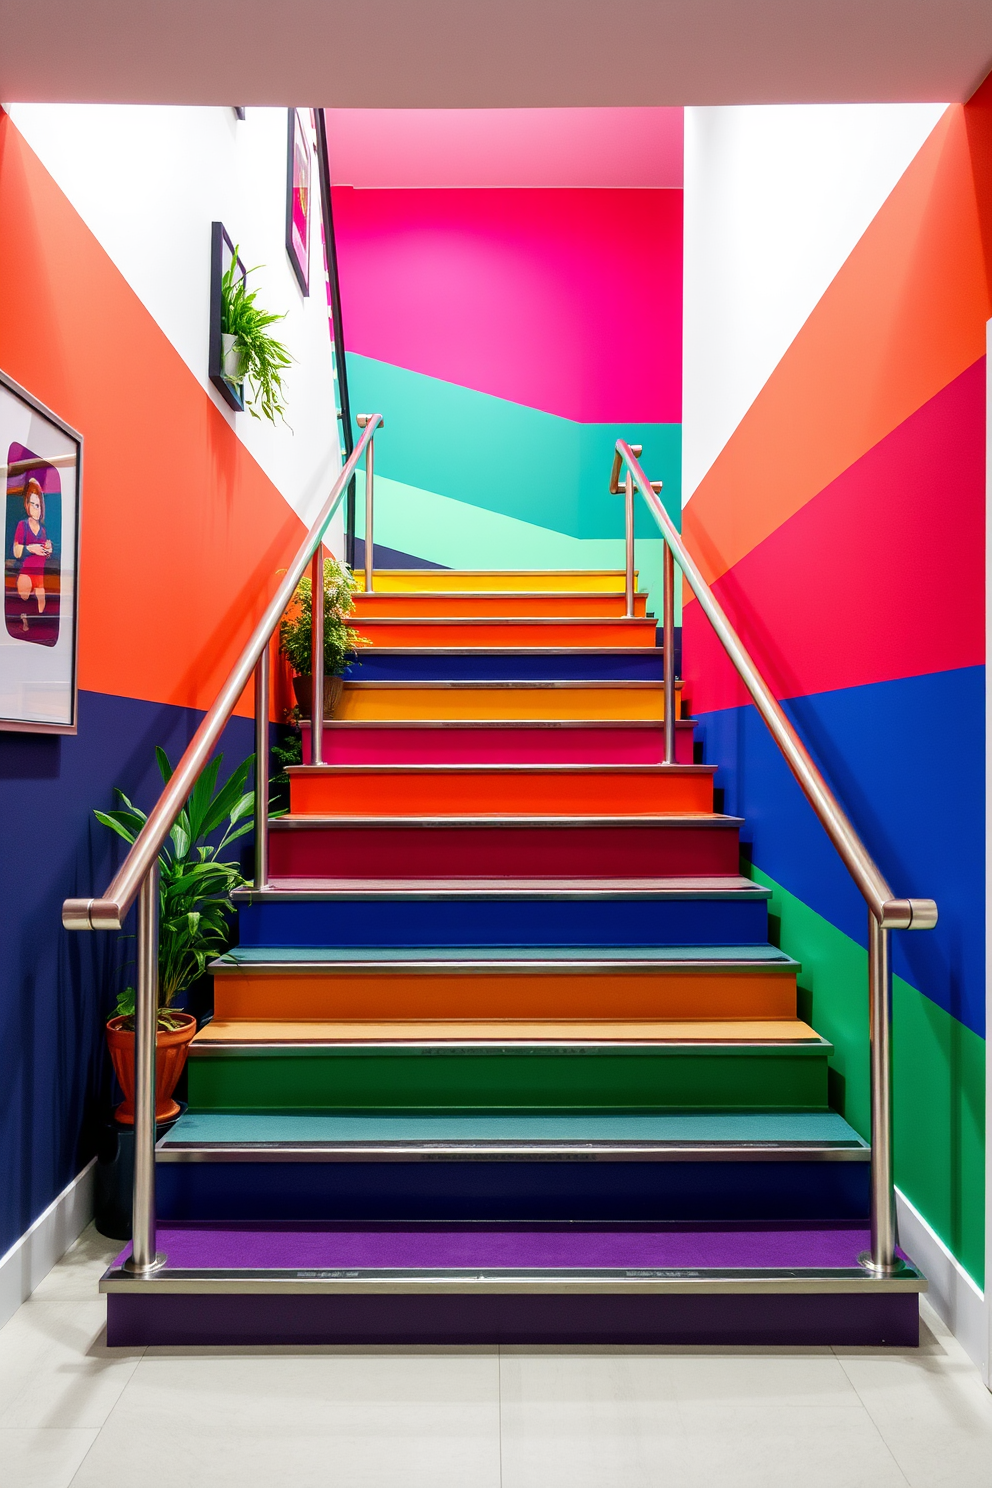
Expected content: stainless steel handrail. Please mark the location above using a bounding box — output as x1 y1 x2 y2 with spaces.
611 438 937 1275
62 411 383 1275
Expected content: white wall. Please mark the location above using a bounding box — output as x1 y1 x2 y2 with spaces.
681 102 946 504
4 103 344 548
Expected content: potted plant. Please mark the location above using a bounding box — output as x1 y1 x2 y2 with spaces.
280 555 367 721
97 748 254 1124
220 248 293 423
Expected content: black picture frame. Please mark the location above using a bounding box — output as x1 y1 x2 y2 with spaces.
286 108 311 297
0 368 83 734
209 222 247 412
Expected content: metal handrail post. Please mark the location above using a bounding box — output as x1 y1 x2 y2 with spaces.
365 432 375 594
663 543 676 764
123 863 165 1276
624 470 635 618
310 549 325 766
253 645 270 887
863 915 899 1273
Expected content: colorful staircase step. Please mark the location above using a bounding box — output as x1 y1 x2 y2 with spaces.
210 944 796 1022
158 1108 868 1152
185 1036 831 1113
343 649 669 682
193 1019 818 1045
232 879 770 949
354 569 636 593
354 617 660 649
302 720 696 766
267 815 741 879
155 1112 871 1227
351 591 650 618
335 680 679 722
102 1224 923 1347
287 763 715 817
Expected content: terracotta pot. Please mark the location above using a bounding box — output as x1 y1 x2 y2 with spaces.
106 1012 197 1125
293 674 343 719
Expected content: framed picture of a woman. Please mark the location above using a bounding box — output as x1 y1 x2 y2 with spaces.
0 369 82 733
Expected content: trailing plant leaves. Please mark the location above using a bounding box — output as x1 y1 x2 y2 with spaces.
220 247 293 425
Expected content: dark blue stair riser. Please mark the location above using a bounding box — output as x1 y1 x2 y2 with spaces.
342 650 670 682
156 1160 869 1225
106 1290 920 1348
235 896 769 949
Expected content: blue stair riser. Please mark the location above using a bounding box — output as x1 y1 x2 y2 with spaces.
156 1159 869 1225
234 896 769 949
343 650 668 682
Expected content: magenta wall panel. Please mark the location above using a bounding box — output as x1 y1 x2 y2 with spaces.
333 186 683 423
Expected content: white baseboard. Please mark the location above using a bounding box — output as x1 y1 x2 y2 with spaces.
0 1159 96 1331
896 1186 988 1380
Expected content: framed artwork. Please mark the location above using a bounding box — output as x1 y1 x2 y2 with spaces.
209 221 247 412
286 108 311 296
0 369 82 734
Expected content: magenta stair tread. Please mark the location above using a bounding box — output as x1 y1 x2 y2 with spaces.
116 1225 905 1274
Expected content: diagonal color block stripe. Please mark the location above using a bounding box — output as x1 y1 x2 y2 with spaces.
750 866 985 1288
334 187 682 423
682 359 985 714
345 353 682 539
683 99 992 587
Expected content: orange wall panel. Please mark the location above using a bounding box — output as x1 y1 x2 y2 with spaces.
0 114 305 717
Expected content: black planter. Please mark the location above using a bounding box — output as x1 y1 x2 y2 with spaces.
94 1104 186 1241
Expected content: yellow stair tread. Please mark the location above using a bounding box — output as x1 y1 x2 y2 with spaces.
193 1019 820 1045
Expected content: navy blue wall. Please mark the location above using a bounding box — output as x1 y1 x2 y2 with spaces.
0 690 252 1257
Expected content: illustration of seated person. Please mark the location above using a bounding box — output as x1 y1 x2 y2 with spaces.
12 477 53 631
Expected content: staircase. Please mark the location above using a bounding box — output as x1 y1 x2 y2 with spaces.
102 566 925 1347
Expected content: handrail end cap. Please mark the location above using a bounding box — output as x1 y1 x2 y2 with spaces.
880 897 938 931
63 897 123 932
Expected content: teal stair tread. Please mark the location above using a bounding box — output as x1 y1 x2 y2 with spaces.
212 944 798 970
231 877 771 901
159 1110 867 1152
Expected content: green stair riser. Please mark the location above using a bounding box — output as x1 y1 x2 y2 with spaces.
187 1046 830 1114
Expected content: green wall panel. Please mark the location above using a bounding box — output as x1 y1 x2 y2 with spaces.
347 353 681 540
752 865 986 1285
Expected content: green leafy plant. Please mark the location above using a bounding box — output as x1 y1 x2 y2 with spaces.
96 749 254 1030
221 248 293 424
279 555 367 677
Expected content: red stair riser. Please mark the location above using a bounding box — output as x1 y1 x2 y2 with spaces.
302 724 695 766
288 769 714 817
268 821 741 879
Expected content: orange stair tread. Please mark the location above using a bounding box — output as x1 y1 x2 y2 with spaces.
194 1019 818 1044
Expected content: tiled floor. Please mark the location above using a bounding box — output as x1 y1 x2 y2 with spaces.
1 1226 990 1487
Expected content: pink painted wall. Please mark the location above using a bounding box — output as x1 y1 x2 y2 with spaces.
333 185 683 422
326 108 684 189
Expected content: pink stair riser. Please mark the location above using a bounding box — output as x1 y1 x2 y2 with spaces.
268 819 741 880
301 722 695 767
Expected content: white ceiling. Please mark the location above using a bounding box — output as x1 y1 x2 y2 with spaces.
1 0 990 108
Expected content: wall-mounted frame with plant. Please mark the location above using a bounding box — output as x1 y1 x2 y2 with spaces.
208 221 292 423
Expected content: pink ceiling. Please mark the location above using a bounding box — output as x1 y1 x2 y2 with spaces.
0 0 989 106
325 109 683 189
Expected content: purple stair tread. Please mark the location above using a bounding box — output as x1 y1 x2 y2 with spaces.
118 1224 894 1272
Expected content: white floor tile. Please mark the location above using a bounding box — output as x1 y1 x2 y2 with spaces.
28 1228 121 1305
837 1312 992 1488
498 1351 688 1488
69 1350 501 1488
0 1428 97 1488
0 1299 139 1429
